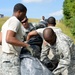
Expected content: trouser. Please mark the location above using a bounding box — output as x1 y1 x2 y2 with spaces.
61 69 68 75
2 52 21 75
0 53 2 75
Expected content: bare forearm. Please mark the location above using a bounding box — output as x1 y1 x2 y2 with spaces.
6 30 29 47
6 37 29 47
26 30 38 41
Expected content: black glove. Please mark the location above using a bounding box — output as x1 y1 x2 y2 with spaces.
41 57 58 71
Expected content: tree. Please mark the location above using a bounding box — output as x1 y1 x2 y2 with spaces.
63 0 75 36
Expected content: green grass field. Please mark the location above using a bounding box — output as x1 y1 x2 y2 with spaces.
0 17 9 30
0 17 75 43
56 22 75 43
0 17 40 29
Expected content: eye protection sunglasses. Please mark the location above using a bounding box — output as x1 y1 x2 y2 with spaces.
21 19 28 23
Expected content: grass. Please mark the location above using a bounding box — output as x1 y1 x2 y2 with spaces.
0 17 75 43
56 22 75 43
0 17 9 30
0 17 40 30
29 18 40 23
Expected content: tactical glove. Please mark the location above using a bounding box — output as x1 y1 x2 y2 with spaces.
26 45 34 56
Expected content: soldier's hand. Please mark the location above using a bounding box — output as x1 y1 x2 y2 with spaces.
26 45 34 56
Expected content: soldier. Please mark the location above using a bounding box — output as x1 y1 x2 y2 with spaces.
26 17 74 75
21 16 35 41
1 3 32 75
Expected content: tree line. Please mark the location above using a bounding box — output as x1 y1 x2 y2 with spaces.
63 0 75 36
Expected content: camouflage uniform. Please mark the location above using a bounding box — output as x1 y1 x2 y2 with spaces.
1 16 24 75
22 23 35 41
2 53 20 75
36 26 74 75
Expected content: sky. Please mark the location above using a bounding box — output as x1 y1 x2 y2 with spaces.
0 0 64 20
